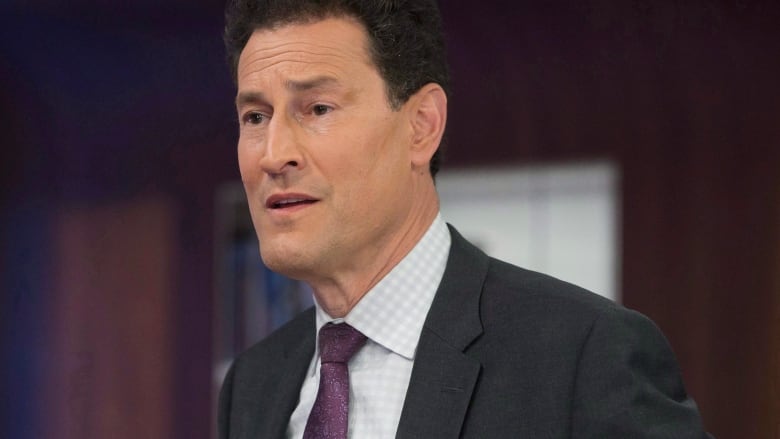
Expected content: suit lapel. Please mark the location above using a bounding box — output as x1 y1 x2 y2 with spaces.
396 226 488 439
243 309 316 439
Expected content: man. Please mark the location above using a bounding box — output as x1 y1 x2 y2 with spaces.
218 1 712 438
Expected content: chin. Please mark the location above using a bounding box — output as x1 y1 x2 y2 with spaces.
259 244 310 280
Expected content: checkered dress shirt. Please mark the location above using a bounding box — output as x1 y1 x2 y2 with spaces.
287 214 451 438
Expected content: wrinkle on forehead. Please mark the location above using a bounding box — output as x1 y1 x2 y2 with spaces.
238 49 354 83
237 19 374 83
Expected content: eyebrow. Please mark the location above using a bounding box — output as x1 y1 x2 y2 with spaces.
235 91 267 108
235 76 343 108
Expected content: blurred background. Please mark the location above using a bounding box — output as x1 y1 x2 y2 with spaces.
2 0 778 438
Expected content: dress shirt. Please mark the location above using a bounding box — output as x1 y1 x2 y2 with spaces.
286 214 451 438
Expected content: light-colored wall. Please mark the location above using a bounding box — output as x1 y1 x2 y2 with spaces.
437 162 619 301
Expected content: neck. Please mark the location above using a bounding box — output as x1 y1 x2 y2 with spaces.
309 193 440 318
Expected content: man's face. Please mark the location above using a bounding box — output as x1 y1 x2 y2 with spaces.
236 17 422 284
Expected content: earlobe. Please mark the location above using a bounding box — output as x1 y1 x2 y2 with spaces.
409 83 447 169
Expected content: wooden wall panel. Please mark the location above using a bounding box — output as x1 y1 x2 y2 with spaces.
44 197 176 439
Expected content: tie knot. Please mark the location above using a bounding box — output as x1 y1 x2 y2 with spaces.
318 322 367 364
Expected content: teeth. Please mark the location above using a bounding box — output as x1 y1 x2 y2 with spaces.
277 198 305 205
273 198 313 208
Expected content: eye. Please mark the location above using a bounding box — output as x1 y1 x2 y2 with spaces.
311 104 333 116
242 111 266 125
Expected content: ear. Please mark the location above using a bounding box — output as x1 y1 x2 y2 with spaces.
407 83 447 172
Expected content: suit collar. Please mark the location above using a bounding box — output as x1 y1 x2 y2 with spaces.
421 225 487 350
396 225 488 438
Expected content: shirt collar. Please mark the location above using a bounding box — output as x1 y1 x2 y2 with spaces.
314 214 451 360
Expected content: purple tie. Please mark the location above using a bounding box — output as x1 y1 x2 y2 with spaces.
303 322 367 439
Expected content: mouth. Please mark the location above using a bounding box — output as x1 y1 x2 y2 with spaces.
265 193 319 210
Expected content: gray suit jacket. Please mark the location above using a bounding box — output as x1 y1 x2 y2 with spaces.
218 226 712 438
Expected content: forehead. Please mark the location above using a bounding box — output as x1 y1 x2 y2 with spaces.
237 17 375 85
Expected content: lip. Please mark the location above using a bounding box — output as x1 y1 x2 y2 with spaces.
265 192 319 211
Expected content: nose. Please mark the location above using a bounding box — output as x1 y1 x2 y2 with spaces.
259 113 305 175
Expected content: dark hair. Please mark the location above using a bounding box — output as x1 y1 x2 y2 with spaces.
224 0 449 177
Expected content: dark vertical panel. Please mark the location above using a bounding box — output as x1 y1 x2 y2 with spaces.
774 211 780 438
1 206 53 439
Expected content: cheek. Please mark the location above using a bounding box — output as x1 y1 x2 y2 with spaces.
237 140 259 183
346 150 407 207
